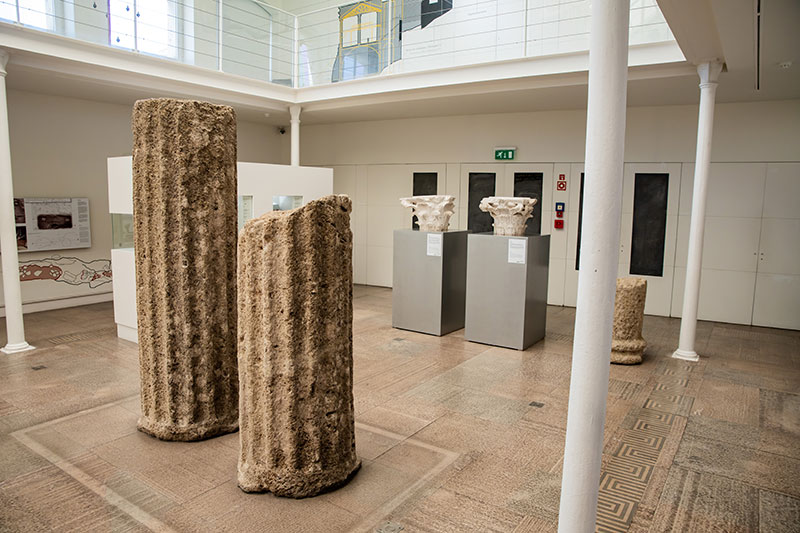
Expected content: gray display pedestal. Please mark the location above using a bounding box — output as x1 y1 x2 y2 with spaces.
465 234 550 350
392 229 468 336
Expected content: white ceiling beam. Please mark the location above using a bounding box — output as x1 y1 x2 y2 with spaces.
656 0 726 65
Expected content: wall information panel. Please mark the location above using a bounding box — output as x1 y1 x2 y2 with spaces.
15 197 91 252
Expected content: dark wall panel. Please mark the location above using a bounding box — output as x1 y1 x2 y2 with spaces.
468 173 496 233
513 172 543 235
630 173 669 277
576 173 585 271
412 172 438 230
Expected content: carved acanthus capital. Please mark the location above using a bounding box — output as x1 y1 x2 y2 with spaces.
479 196 537 236
399 195 456 232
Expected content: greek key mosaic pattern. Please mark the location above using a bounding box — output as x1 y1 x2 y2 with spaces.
596 378 691 533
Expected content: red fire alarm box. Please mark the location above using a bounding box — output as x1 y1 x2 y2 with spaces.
554 219 564 229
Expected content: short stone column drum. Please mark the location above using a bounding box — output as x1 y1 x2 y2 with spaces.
611 277 648 364
237 195 360 497
132 98 239 441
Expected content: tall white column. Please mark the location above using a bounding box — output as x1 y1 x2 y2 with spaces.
673 62 723 362
289 104 301 167
0 51 33 354
557 1 629 531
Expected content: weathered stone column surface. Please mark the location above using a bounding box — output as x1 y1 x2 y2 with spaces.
611 277 647 364
237 194 360 498
132 98 239 441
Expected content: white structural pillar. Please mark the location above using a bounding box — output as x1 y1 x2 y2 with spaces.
673 61 723 362
289 104 301 167
0 51 33 354
557 1 629 531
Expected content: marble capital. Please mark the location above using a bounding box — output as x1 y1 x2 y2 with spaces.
399 195 455 232
479 196 537 236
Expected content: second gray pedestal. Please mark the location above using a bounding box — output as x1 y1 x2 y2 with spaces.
465 234 550 350
392 229 468 336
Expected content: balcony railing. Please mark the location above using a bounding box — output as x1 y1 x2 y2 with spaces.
0 0 675 88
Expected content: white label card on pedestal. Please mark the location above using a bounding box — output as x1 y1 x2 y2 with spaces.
426 233 443 257
508 238 527 264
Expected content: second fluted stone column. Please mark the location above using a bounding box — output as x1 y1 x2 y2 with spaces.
132 98 239 441
237 194 360 497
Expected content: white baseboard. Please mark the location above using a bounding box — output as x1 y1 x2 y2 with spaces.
117 324 138 344
0 292 114 317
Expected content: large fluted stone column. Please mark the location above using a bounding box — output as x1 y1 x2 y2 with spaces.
611 277 647 364
237 194 360 498
132 98 239 441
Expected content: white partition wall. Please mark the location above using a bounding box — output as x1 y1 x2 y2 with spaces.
108 157 334 343
671 162 800 329
333 163 447 287
107 157 137 342
237 163 333 214
671 163 766 325
366 164 413 288
752 163 800 330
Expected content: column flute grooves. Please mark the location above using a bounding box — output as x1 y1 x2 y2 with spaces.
238 195 360 498
132 98 239 442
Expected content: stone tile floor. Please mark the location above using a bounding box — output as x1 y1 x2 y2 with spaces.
0 285 798 532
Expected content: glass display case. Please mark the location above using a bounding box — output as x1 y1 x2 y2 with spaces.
272 195 303 211
111 213 134 249
238 195 254 230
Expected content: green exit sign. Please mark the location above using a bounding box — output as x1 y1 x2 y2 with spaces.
494 148 516 160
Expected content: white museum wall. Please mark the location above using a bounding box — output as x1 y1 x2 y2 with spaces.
305 99 800 329
0 89 285 316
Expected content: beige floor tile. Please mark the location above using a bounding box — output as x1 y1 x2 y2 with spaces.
674 434 800 497
650 466 759 532
396 487 525 533
2 286 799 532
760 389 800 436
355 424 402 461
358 405 435 438
319 460 417 516
691 378 760 426
51 405 140 449
759 489 800 533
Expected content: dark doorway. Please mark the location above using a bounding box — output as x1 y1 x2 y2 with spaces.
412 172 437 230
513 172 543 235
468 173 496 233
630 173 669 277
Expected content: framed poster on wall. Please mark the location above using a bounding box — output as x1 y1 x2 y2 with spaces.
14 197 91 252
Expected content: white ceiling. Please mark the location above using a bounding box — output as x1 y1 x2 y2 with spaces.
660 0 800 102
